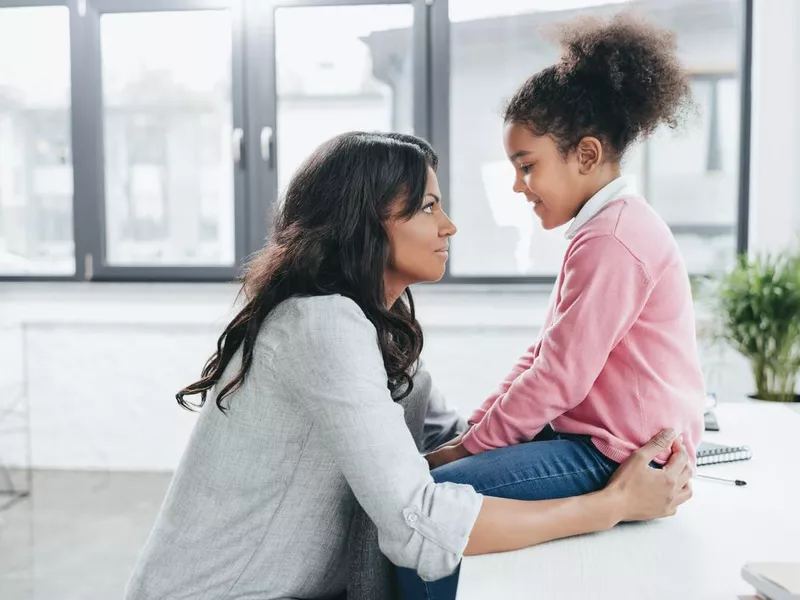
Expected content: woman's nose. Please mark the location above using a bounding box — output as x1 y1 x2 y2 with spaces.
440 212 457 237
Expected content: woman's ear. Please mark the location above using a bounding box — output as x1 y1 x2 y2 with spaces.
575 137 604 174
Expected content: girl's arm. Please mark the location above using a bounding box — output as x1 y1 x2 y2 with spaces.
469 279 560 427
466 347 536 426
461 234 654 456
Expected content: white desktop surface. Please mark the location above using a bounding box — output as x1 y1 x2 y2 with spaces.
457 402 800 600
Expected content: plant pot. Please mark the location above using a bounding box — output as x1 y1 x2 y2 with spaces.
747 393 800 403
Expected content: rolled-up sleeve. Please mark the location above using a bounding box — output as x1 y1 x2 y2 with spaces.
274 296 483 581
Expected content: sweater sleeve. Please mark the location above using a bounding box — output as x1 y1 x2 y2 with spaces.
467 347 535 426
277 296 483 581
462 235 654 455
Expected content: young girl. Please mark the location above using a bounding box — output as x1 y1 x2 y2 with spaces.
402 13 704 600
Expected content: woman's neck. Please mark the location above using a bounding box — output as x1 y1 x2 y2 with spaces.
384 274 407 309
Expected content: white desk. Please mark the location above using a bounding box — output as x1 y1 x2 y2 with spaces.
457 403 800 600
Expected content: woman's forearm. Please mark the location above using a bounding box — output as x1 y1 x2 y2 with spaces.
462 430 691 557
464 490 622 556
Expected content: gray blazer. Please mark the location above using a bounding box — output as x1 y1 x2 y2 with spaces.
125 295 483 600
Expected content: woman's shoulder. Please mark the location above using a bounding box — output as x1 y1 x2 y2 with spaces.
262 294 388 396
287 292 363 313
277 294 373 329
266 294 378 355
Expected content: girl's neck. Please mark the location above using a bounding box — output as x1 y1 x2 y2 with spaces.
573 164 624 219
588 163 623 197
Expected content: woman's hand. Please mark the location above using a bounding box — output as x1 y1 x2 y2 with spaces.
604 429 693 523
425 442 472 470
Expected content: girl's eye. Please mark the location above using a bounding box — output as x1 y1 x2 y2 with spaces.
422 202 435 214
520 164 532 175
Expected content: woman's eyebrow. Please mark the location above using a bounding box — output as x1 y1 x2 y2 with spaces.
509 150 531 161
426 192 441 203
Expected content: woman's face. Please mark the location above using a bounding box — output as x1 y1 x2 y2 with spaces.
503 122 588 230
385 167 457 291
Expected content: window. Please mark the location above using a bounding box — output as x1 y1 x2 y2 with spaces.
446 0 747 278
644 75 741 274
0 0 750 281
0 6 73 275
274 4 415 194
101 10 236 267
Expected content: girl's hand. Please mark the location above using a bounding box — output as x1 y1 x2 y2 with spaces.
605 429 693 523
425 442 472 470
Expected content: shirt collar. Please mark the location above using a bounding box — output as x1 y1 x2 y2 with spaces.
564 176 636 240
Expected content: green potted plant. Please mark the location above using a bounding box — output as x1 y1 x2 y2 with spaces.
714 249 800 402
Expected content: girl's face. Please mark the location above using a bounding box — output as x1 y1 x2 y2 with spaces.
503 122 596 230
385 167 457 291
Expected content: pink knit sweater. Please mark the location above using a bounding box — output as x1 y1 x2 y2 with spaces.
462 196 705 465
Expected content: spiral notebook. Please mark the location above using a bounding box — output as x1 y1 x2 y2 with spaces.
697 441 753 465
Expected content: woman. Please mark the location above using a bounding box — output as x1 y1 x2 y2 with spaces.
125 132 691 600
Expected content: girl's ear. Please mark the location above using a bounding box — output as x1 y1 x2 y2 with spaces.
575 137 604 174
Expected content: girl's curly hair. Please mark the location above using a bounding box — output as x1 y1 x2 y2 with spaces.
504 12 694 160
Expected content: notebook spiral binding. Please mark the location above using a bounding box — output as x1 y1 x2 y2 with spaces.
697 442 753 466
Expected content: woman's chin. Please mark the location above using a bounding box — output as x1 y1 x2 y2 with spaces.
420 267 447 284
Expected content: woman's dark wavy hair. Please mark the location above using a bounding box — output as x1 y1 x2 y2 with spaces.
504 12 693 160
177 131 438 412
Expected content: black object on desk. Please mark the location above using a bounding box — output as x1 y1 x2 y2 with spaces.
704 410 720 431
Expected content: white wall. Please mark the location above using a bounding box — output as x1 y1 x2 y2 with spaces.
0 284 542 470
1 282 753 471
748 0 800 253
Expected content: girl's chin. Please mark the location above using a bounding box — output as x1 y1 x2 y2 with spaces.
538 216 569 230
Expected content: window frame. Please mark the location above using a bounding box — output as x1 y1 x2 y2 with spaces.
78 0 248 281
0 0 753 283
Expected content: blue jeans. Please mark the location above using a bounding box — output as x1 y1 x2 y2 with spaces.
395 428 619 600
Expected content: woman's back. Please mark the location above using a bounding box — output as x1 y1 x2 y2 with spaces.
126 294 480 600
127 296 356 598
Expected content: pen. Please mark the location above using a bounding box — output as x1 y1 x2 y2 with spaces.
696 473 747 486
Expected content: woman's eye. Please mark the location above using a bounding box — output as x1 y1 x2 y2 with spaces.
520 164 532 175
422 203 435 214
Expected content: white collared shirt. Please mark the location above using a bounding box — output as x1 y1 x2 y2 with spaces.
564 176 637 240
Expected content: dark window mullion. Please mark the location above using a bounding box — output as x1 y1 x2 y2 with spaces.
230 0 248 268
429 0 455 280
736 0 753 255
243 0 277 259
411 0 431 141
70 0 104 281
